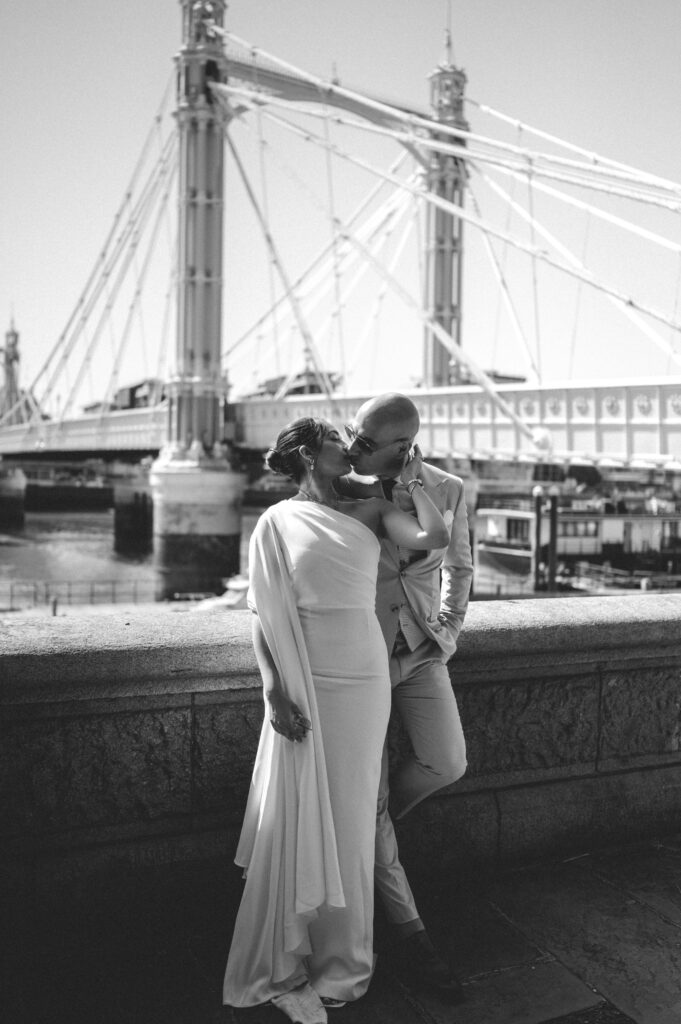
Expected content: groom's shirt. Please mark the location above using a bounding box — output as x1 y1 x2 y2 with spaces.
338 462 472 659
380 476 428 652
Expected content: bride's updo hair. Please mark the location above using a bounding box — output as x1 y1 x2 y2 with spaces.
265 417 327 483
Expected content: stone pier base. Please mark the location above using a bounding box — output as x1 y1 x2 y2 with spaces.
113 470 153 554
150 452 246 600
0 465 26 529
154 532 241 597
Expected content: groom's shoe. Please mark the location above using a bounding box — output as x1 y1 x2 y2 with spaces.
400 930 465 1004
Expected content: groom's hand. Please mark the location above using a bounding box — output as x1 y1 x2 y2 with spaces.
399 443 423 486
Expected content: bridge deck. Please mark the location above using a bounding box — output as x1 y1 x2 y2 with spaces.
4 378 681 461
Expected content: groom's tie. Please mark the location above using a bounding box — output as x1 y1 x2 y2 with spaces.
381 478 396 501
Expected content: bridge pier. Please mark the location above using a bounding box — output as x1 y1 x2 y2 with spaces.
149 445 245 599
0 463 26 529
113 465 154 555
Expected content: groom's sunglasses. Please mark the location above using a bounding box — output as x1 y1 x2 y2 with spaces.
344 424 410 455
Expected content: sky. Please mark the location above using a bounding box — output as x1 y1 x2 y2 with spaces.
3 0 681 408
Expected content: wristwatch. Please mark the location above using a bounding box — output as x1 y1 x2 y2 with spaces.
406 478 423 494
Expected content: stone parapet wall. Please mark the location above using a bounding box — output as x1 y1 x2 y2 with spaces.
3 595 681 895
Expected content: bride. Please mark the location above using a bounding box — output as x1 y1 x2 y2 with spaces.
223 416 448 1024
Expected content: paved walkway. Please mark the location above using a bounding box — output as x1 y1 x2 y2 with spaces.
6 834 681 1024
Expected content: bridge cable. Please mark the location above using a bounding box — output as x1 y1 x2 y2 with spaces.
226 182 414 390
318 91 347 393
154 230 178 396
225 106 346 385
224 185 411 380
487 163 681 255
215 81 681 213
467 177 540 382
252 107 681 343
490 123 520 371
296 184 414 390
568 212 591 380
154 116 178 398
97 149 178 421
56 134 177 421
250 46 281 377
225 184 411 391
338 227 537 444
214 56 681 200
475 165 681 373
466 97 681 196
352 189 419 389
667 255 681 374
218 142 409 361
223 131 338 404
6 85 176 421
524 146 543 382
29 131 177 425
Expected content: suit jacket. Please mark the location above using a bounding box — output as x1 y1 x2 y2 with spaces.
341 462 473 658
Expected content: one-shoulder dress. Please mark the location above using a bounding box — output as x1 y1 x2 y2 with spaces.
223 500 391 1007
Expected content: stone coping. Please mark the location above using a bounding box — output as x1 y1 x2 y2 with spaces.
3 593 681 701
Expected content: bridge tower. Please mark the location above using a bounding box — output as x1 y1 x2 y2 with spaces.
1 319 22 425
148 0 245 597
0 319 27 528
422 34 468 387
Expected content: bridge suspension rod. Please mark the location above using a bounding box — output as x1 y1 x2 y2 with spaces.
216 123 410 362
473 167 681 373
467 97 681 196
338 228 537 445
215 44 681 201
12 88 176 403
467 182 540 383
224 130 337 404
55 133 178 422
486 162 681 255
218 81 681 214
20 130 178 426
98 157 178 417
256 106 681 340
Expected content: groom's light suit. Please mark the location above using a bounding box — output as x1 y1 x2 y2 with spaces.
349 460 473 926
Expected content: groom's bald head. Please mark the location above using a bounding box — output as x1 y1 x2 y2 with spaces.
355 393 420 435
346 393 420 478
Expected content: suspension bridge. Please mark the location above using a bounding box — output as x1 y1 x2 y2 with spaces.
1 4 679 464
3 0 681 590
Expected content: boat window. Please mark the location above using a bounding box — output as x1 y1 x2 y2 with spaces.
507 518 530 544
662 520 681 547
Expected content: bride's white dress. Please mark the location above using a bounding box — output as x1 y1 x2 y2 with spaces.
223 500 391 1007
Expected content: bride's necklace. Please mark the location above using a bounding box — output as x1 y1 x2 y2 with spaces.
298 481 343 509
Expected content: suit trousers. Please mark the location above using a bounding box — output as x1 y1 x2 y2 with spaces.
375 631 467 925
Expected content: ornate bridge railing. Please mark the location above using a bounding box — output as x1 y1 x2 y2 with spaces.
4 378 681 460
0 406 167 455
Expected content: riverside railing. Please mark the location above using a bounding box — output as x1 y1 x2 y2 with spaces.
5 597 681 891
0 578 159 610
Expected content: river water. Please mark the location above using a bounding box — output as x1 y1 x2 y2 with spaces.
0 508 522 611
0 509 262 611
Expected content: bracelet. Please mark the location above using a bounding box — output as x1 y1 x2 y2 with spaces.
406 478 423 494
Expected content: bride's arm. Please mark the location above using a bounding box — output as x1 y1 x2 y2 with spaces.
251 614 311 742
380 446 449 550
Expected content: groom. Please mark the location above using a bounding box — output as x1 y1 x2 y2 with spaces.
339 392 472 1002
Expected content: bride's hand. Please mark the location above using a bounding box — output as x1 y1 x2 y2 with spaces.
267 691 311 742
399 443 423 486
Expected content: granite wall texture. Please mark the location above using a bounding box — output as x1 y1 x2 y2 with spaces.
3 594 681 896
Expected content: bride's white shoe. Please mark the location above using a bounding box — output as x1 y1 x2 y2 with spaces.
271 982 328 1024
